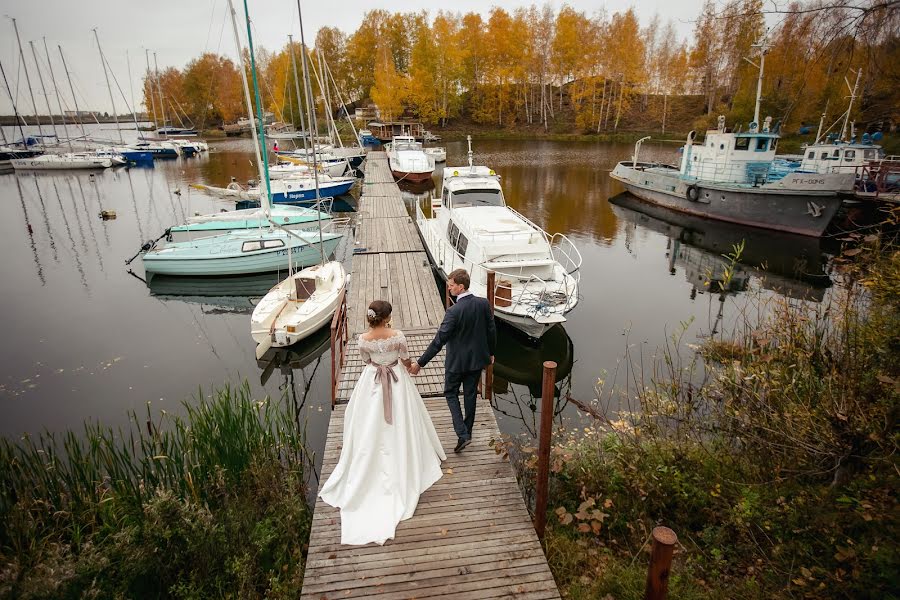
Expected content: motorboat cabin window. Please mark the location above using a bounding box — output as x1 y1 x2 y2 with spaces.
807 151 815 159
447 221 460 246
734 137 750 151
844 150 856 161
456 233 469 258
242 241 263 252
755 138 769 152
771 139 777 150
262 239 286 249
833 149 840 158
864 149 878 160
451 189 504 208
442 187 449 205
820 151 829 160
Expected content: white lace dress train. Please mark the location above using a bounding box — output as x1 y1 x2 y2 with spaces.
319 331 447 545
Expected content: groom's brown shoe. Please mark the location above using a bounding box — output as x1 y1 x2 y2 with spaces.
454 438 471 453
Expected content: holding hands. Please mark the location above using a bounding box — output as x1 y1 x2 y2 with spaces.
407 362 421 376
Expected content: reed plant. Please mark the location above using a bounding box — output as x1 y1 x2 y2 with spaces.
505 232 899 598
1 381 313 599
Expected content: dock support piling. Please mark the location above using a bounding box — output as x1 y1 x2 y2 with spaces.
644 526 678 600
534 360 556 540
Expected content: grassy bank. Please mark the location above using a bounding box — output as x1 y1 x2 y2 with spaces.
0 383 312 599
505 235 899 598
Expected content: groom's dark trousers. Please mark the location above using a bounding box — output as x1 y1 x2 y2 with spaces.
417 293 496 441
445 369 481 440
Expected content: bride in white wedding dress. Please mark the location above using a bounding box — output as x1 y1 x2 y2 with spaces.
319 300 447 545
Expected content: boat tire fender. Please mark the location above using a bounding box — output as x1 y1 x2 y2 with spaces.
686 185 700 202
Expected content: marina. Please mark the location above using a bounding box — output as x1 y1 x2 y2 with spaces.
0 1 895 595
0 135 844 441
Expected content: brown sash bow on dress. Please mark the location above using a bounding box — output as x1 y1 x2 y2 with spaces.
367 360 399 424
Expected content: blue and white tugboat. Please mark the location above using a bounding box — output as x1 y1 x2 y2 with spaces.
611 36 854 237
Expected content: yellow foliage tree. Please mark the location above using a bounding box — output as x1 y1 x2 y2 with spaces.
370 45 407 121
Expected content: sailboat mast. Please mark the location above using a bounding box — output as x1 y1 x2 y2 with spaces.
44 38 72 152
225 0 272 216
296 0 326 264
288 35 310 156
840 69 862 143
144 50 157 137
315 50 338 147
0 60 29 147
58 46 87 140
153 53 167 135
240 0 275 213
325 58 361 145
12 18 46 142
124 50 142 135
93 29 123 143
29 41 58 142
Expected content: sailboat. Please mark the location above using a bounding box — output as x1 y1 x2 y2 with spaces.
250 2 348 358
141 0 343 277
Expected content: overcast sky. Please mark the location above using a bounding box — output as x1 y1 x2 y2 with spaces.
0 0 706 116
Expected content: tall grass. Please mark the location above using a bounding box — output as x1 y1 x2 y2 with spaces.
1 381 313 599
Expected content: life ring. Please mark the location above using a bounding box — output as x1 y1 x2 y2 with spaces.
686 185 700 202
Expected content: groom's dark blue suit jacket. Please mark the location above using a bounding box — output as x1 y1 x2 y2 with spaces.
417 293 497 373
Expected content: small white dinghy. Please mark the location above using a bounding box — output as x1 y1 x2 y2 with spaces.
424 147 446 163
251 260 347 358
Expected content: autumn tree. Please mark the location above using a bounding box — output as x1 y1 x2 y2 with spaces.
605 9 645 131
370 45 407 121
181 53 243 127
458 13 486 119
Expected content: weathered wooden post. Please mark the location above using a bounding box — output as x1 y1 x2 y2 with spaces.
485 271 496 400
534 360 556 540
644 526 678 600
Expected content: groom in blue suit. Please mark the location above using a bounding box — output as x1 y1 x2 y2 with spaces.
410 269 496 453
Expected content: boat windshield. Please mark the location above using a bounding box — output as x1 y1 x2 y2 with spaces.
451 189 504 208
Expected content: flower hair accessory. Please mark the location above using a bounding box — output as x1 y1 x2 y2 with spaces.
367 308 377 320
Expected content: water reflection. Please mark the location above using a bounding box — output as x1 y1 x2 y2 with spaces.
397 178 436 196
610 192 831 302
490 323 575 437
146 272 281 314
255 326 332 494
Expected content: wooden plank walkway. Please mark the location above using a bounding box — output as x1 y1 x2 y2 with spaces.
300 152 561 600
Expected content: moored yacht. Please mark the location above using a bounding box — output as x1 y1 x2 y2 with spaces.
415 137 581 339
610 117 854 237
388 135 435 183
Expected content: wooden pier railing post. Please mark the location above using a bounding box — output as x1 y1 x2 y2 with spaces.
485 271 495 401
330 289 347 408
644 526 678 600
534 360 556 540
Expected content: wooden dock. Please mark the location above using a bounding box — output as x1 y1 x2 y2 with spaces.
300 152 561 599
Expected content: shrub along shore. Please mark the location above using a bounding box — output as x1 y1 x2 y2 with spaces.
507 231 899 599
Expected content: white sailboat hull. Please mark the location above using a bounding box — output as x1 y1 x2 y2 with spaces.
11 154 112 170
250 261 346 348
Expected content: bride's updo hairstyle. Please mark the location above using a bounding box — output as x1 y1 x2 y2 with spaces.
366 300 392 328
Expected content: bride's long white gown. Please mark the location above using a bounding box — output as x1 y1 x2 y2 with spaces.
319 331 447 545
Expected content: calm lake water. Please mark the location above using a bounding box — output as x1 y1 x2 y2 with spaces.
0 131 834 494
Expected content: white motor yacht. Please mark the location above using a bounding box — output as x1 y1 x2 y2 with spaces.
387 135 435 183
415 137 581 338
